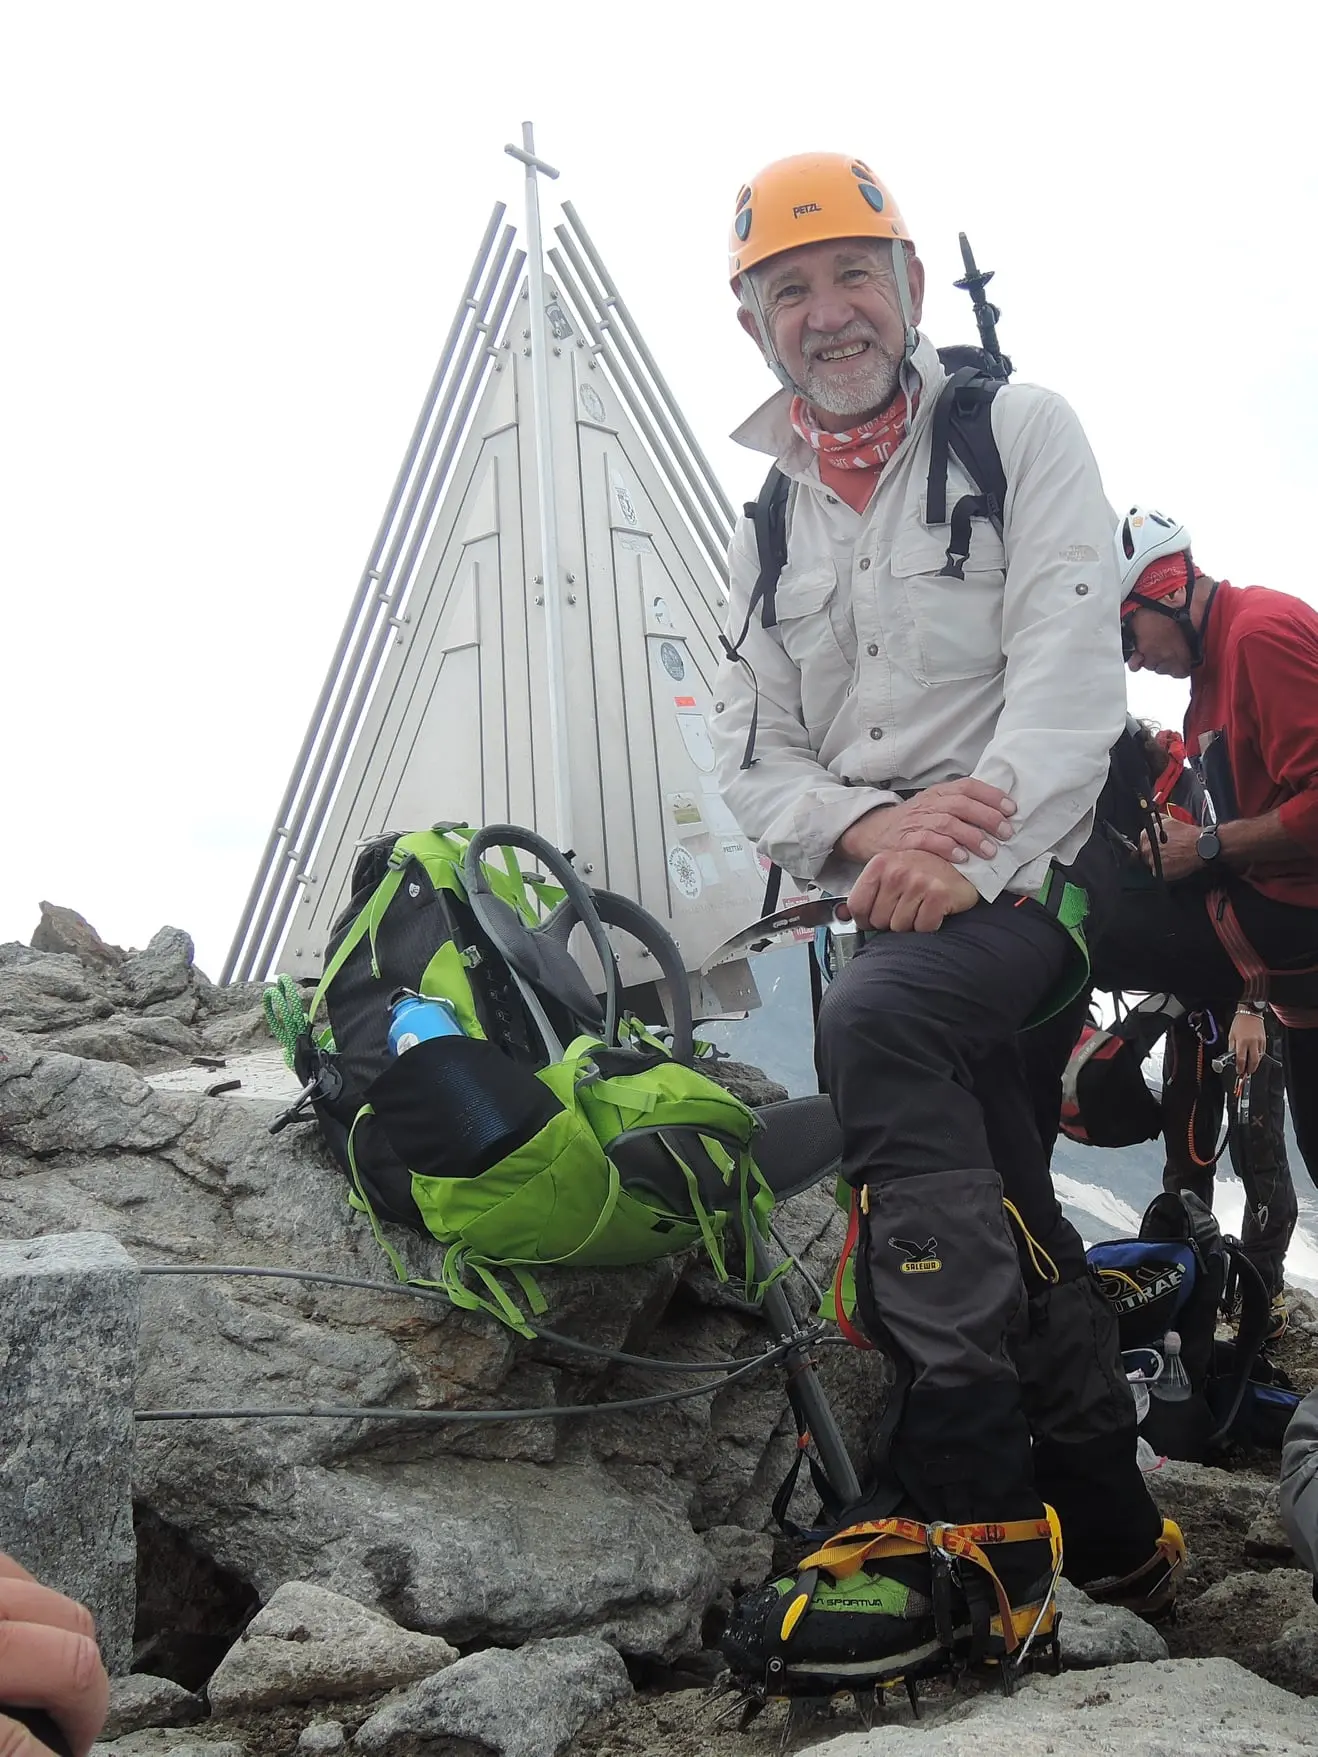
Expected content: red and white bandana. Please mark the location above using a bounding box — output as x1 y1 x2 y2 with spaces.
1120 555 1203 619
789 390 916 472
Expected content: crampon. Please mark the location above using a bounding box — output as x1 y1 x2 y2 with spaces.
721 1509 1064 1709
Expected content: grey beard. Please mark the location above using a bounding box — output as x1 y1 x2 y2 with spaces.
797 343 902 421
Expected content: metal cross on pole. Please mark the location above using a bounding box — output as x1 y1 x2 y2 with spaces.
505 122 574 855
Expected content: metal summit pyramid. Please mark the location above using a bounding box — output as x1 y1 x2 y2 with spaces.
223 126 765 1010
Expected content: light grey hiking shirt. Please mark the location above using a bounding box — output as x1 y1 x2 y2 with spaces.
709 334 1127 901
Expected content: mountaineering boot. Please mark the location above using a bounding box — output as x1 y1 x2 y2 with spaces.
1081 1518 1187 1620
720 1509 1064 1698
1266 1292 1289 1346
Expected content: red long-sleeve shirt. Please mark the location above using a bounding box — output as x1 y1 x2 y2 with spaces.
1185 580 1318 907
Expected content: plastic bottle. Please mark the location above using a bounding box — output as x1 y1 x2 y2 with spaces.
1151 1330 1193 1403
1135 1436 1165 1473
387 991 465 1055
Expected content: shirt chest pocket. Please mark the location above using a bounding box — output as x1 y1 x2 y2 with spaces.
774 562 856 741
891 526 1007 684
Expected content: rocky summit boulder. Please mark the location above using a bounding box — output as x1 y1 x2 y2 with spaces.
0 921 869 1672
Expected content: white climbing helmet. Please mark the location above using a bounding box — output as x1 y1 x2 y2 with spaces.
1115 506 1192 596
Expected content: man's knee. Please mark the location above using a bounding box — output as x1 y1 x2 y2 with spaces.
816 951 927 1080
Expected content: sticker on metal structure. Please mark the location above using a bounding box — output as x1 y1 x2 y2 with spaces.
668 844 703 900
546 301 573 340
578 383 606 423
659 640 685 680
675 707 716 773
669 790 704 829
611 470 639 526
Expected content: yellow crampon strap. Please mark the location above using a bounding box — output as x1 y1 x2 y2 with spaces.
795 1509 1064 1659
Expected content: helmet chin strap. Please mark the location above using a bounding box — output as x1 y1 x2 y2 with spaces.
739 274 797 393
1126 555 1210 668
888 238 921 430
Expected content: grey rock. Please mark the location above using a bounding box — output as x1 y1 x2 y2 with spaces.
1176 1568 1318 1694
145 1455 719 1660
48 1014 200 1071
354 1636 632 1757
207 1580 457 1711
0 1231 138 1673
297 1723 346 1756
1285 1286 1318 1336
1246 1484 1298 1562
0 958 111 1034
1265 1612 1318 1697
1053 1578 1169 1666
1148 1455 1274 1536
0 1021 874 1657
165 1745 245 1757
121 928 196 1008
196 979 276 1016
103 1675 203 1739
32 903 125 971
700 1525 776 1595
795 1658 1315 1755
699 1057 789 1108
45 1022 171 1070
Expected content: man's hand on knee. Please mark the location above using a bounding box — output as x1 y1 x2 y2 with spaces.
841 851 981 933
0 1553 109 1757
837 781 1016 866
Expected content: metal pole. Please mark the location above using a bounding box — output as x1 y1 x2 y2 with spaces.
251 246 526 979
749 1229 863 1511
222 205 508 982
236 227 516 982
561 201 738 529
506 122 573 853
553 224 735 556
549 240 732 588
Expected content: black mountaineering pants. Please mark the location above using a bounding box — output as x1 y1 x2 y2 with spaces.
1091 875 1318 1195
1160 1009 1298 1299
816 878 1164 1587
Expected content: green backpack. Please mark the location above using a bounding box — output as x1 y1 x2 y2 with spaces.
269 823 776 1331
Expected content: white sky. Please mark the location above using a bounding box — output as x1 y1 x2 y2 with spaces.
3 1 1315 977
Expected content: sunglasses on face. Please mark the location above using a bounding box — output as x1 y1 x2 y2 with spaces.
1121 618 1137 661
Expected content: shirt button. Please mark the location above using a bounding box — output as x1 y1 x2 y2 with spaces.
859 557 872 571
714 701 724 712
1075 583 1089 596
867 642 879 656
869 727 884 741
826 494 839 505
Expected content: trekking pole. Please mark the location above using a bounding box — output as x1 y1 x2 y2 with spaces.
954 234 1013 381
742 1224 862 1510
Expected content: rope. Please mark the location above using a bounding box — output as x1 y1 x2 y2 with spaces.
138 1262 830 1374
262 975 310 1069
135 1340 795 1424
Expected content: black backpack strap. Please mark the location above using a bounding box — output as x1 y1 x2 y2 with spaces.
720 465 793 770
721 465 792 659
1207 1243 1272 1448
925 368 1007 580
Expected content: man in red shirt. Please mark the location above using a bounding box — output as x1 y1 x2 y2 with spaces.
1096 507 1318 1187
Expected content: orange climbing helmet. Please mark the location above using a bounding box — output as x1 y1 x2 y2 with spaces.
728 153 912 285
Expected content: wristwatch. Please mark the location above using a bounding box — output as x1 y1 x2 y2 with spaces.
1196 827 1223 865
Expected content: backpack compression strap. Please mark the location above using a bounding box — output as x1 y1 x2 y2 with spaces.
925 368 1007 579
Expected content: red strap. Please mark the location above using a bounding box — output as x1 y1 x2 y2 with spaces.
834 1190 875 1352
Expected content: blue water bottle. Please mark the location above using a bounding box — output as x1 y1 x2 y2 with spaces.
387 990 465 1055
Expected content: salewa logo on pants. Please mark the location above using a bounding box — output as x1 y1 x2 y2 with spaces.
889 1236 942 1274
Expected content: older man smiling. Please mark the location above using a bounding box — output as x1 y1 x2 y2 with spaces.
712 153 1179 1695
